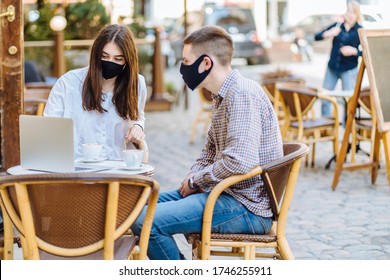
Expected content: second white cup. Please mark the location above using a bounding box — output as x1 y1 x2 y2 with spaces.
82 143 102 160
122 149 144 168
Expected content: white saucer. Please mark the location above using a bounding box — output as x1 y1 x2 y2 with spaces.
80 157 106 163
117 164 143 171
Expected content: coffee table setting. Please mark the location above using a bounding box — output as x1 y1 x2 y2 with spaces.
77 143 154 175
8 142 154 176
75 160 155 176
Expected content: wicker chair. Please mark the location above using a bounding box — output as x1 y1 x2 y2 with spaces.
186 143 309 260
190 88 213 144
0 173 159 260
24 82 52 116
0 202 21 260
276 82 339 167
262 77 305 128
350 87 375 163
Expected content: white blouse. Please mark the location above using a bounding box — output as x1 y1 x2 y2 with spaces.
44 67 147 160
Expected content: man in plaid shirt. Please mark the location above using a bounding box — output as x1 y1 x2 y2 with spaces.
132 26 283 260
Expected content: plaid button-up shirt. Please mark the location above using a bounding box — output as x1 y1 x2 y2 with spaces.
191 69 283 217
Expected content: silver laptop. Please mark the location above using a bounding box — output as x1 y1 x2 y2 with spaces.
19 115 109 173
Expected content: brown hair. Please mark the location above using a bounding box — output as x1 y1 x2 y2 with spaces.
82 24 139 120
183 26 234 66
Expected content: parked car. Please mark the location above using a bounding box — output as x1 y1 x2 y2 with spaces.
281 11 384 44
169 5 267 65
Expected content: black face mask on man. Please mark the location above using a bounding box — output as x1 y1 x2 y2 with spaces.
101 60 126 80
179 54 213 91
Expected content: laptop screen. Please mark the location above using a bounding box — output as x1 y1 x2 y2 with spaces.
19 115 108 173
20 115 76 172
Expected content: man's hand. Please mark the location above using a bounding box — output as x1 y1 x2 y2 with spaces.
179 172 197 198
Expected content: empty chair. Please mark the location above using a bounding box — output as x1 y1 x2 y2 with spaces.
276 82 339 167
0 204 21 260
262 77 305 129
350 87 375 163
24 82 53 116
186 143 309 260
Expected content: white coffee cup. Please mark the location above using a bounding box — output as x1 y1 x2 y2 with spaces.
82 143 102 160
122 149 144 168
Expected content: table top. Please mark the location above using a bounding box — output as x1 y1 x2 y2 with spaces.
7 160 155 176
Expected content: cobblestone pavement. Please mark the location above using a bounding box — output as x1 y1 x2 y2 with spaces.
145 55 390 260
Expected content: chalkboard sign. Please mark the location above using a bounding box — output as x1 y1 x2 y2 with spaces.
359 29 390 132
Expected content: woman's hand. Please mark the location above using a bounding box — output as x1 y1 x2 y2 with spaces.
340 46 358 56
125 124 145 144
324 26 341 38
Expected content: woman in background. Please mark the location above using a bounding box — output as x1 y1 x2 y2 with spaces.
315 1 363 117
44 24 146 160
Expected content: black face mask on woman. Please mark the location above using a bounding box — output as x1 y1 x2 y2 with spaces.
101 60 126 80
179 54 213 91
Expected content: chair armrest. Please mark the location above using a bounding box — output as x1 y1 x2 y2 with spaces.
206 166 263 205
202 143 309 226
201 166 263 238
318 94 337 104
261 144 309 172
317 95 339 120
25 82 53 89
24 97 47 103
24 98 48 116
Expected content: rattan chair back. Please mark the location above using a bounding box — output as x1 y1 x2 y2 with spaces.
262 143 304 221
187 143 309 260
276 83 319 118
275 82 339 167
0 173 159 260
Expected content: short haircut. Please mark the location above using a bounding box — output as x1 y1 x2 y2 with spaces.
183 26 234 66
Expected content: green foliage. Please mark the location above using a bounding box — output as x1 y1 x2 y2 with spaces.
24 0 110 41
128 16 148 38
24 1 110 75
165 82 178 95
23 1 151 80
65 0 110 39
24 4 55 41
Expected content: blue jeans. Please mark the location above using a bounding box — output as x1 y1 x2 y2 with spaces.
131 189 273 260
322 67 358 117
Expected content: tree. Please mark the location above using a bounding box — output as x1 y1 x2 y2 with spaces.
65 0 110 39
24 4 55 41
24 0 109 41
